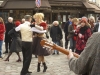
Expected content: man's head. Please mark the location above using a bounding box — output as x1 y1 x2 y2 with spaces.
53 21 59 26
68 16 73 22
24 15 32 22
8 17 13 23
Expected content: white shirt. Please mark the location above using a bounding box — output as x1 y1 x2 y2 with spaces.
15 21 32 42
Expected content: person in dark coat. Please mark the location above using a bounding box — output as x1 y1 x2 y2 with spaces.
64 17 72 49
50 21 63 55
4 21 22 62
4 17 15 54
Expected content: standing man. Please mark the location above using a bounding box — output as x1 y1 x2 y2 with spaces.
50 21 63 55
4 17 15 54
15 15 33 75
64 16 73 49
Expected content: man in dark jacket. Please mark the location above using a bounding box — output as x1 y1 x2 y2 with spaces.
50 21 63 55
4 17 15 54
64 17 72 49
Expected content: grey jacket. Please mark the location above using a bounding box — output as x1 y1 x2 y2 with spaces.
67 25 75 39
69 32 100 75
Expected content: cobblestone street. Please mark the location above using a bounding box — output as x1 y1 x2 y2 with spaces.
0 47 76 75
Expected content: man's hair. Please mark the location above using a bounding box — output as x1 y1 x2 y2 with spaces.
8 17 13 21
24 15 32 21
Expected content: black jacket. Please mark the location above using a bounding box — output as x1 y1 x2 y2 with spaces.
64 21 70 35
50 25 62 41
5 22 15 42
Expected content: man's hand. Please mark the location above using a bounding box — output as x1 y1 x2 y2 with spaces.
67 49 74 60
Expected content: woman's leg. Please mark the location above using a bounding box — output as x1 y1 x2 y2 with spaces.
41 56 47 72
37 56 42 72
4 52 12 61
0 40 3 58
16 52 21 62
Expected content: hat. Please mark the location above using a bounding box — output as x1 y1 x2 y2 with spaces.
24 15 32 20
15 21 21 27
98 17 100 20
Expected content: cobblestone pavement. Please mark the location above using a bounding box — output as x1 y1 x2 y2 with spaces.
0 46 76 75
0 31 76 75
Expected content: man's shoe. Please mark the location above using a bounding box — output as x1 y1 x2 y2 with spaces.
27 71 32 73
3 51 8 54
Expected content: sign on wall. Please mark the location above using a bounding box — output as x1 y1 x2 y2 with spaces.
35 0 41 8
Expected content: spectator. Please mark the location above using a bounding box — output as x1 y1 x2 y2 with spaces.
67 18 79 52
75 19 92 55
64 17 73 49
0 17 5 58
50 21 63 55
4 17 15 54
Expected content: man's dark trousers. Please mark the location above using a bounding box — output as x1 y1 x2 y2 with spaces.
21 41 32 75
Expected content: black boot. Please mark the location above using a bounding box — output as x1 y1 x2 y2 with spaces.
43 62 47 72
37 63 40 72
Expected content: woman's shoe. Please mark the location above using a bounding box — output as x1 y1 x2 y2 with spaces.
43 62 47 72
37 63 41 72
4 58 9 62
16 59 21 62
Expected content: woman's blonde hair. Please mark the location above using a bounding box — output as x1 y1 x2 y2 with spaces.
33 13 44 24
72 18 79 23
0 17 4 25
89 16 95 22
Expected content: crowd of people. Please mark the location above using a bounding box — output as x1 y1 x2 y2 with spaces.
0 12 100 75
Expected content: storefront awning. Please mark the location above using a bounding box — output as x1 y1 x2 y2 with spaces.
0 0 51 9
83 1 100 13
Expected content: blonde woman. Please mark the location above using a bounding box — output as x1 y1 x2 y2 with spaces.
67 18 79 52
88 16 95 31
31 13 49 72
0 17 5 58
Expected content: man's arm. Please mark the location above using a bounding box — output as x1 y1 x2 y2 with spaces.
68 33 100 74
15 24 22 31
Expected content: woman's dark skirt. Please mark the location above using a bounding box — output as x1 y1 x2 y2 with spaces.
32 37 50 56
10 37 22 52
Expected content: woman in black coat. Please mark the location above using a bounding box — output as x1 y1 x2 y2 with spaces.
4 21 22 62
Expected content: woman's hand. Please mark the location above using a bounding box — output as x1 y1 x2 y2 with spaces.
78 33 82 38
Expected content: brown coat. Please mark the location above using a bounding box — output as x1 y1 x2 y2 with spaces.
69 32 100 75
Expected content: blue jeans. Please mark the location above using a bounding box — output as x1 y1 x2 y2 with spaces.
69 38 76 52
0 40 3 57
53 41 60 53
